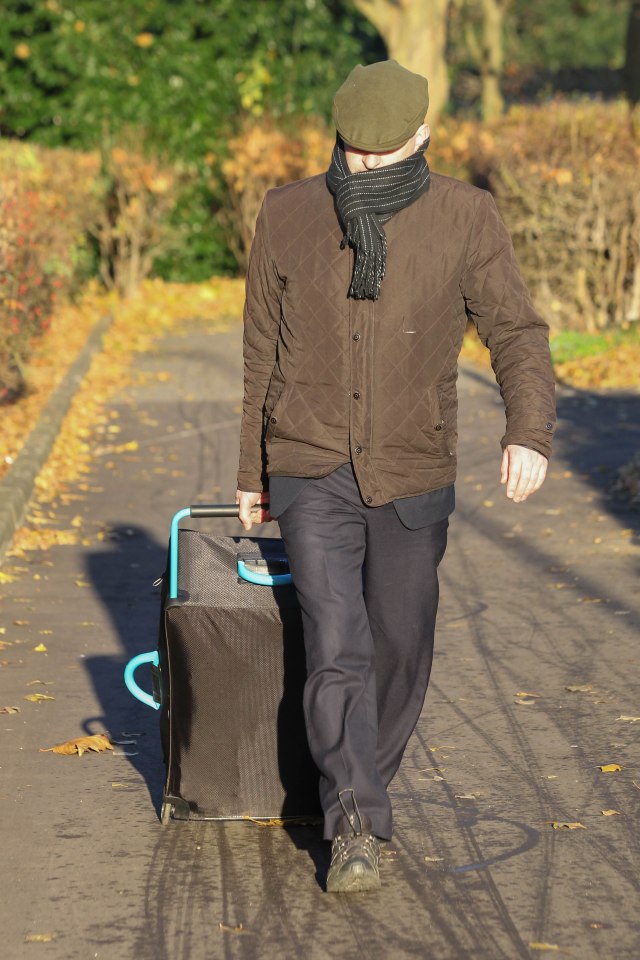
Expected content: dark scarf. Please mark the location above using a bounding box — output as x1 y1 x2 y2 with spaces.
326 138 431 300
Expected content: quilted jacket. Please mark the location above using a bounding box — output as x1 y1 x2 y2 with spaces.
237 171 556 506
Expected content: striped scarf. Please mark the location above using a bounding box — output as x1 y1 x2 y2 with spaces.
326 138 430 300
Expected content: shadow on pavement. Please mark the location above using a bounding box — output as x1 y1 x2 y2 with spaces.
83 523 168 815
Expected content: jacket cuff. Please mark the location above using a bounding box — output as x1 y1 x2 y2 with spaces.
236 475 269 494
501 420 555 460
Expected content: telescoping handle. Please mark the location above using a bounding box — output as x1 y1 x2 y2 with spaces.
169 503 292 598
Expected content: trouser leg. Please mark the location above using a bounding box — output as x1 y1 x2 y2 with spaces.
277 471 392 841
364 512 449 788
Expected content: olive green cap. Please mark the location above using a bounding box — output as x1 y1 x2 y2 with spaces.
332 60 429 153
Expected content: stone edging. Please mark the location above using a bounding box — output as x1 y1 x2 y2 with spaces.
0 313 114 566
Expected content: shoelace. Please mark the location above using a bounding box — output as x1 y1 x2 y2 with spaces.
330 833 380 867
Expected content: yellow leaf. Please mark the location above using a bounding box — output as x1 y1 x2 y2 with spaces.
514 697 537 705
529 944 561 952
33 643 47 652
565 684 593 693
71 515 83 527
601 809 621 816
617 715 640 722
516 691 541 698
550 821 585 829
14 619 30 626
135 32 154 47
39 629 53 635
598 763 623 772
40 733 113 756
75 580 90 587
482 499 494 507
25 934 56 943
24 693 55 702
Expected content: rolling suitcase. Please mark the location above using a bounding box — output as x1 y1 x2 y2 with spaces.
124 503 321 824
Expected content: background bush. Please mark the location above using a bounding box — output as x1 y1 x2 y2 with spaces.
0 141 103 400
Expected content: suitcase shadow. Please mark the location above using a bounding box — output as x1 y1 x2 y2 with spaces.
81 523 170 812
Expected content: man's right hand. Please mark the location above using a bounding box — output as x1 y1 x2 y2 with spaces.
235 490 272 531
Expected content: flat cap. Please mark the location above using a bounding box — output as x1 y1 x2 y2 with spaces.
332 60 429 153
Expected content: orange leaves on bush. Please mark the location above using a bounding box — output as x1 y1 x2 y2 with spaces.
220 117 334 269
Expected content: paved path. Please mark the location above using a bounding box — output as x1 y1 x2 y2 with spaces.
1 319 639 959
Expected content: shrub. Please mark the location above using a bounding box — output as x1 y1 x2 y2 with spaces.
474 100 640 333
0 141 103 401
90 127 191 299
219 117 334 270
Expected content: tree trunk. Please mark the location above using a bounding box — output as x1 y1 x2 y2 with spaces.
353 0 450 124
624 0 640 107
480 0 505 120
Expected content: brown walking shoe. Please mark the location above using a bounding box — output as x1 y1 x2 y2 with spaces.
325 789 381 893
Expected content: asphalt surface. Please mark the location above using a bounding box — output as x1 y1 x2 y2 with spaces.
1 319 639 959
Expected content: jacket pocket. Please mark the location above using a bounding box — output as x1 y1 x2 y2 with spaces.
265 380 293 438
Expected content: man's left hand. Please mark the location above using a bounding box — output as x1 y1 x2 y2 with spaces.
500 444 548 503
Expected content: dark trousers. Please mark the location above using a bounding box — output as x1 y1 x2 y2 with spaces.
277 463 448 841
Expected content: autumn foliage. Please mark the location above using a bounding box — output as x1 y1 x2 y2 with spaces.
219 118 334 269
433 101 640 334
0 141 102 401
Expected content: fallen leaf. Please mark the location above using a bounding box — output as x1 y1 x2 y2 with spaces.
40 733 112 756
424 856 444 862
549 821 586 829
601 809 621 816
514 697 537 705
25 933 56 943
0 706 20 714
74 579 90 587
26 679 53 686
516 691 541 698
616 715 640 722
482 499 494 507
39 629 53 635
0 640 13 650
33 642 47 652
218 923 246 934
565 684 593 693
529 944 561 952
24 693 55 703
70 515 83 527
598 763 623 772
454 793 477 800
14 619 29 626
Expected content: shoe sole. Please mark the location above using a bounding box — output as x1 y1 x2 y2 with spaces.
326 864 381 893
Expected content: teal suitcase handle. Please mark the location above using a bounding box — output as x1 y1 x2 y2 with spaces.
236 558 293 587
124 651 160 710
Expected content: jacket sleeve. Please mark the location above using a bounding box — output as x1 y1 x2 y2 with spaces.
236 196 284 492
461 189 556 459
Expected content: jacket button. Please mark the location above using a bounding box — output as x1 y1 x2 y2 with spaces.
355 446 362 455
353 391 360 400
270 416 277 424
365 496 373 504
545 421 553 430
352 333 361 341
435 423 443 431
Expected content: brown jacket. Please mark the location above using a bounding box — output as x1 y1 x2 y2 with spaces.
237 171 556 506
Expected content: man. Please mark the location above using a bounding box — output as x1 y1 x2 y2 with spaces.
235 60 555 893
